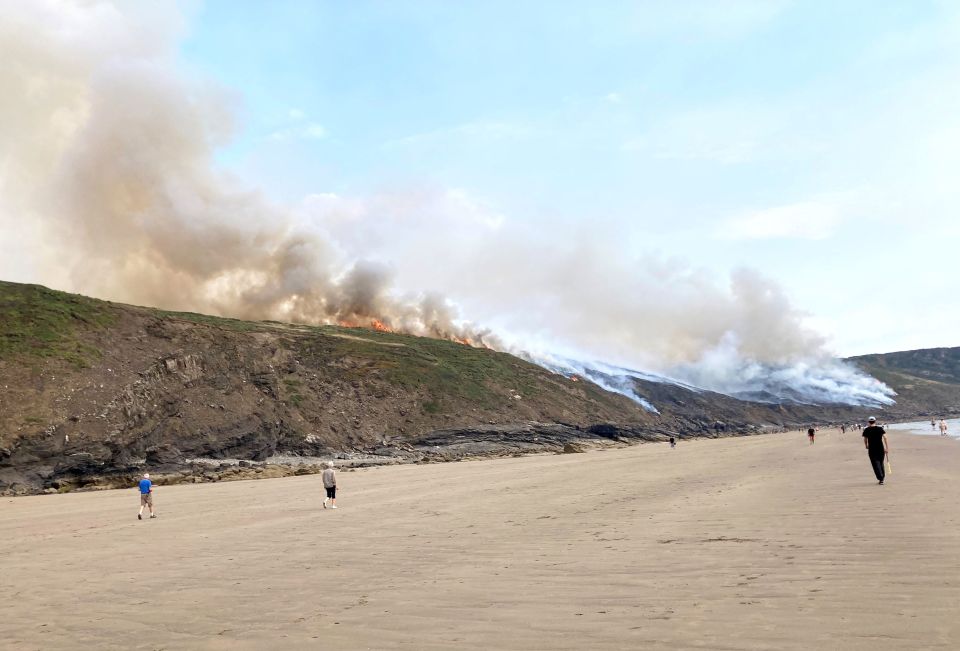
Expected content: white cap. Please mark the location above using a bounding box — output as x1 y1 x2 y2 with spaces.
867 417 876 422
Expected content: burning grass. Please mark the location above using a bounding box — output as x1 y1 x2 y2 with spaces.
297 325 545 409
0 281 641 423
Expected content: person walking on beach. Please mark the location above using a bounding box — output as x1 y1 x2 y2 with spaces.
137 473 156 520
932 419 937 431
862 417 889 485
669 437 676 449
322 461 338 509
939 419 949 437
807 427 816 445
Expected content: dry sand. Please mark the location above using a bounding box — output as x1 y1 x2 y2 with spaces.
2 428 959 650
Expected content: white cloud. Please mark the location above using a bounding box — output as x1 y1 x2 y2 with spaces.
303 123 326 139
266 110 326 141
268 123 327 142
625 102 826 164
717 198 844 241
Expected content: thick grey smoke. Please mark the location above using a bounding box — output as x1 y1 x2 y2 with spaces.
0 1 490 344
0 1 892 407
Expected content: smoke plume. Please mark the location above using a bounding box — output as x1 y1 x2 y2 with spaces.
0 2 893 407
0 1 491 344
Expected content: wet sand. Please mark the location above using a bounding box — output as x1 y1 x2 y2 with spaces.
889 417 960 440
2 428 959 650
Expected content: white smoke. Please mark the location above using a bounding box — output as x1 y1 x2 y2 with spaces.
0 1 893 408
524 353 662 413
667 332 895 406
307 192 893 405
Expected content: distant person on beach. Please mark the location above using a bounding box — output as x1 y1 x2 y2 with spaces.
862 417 889 484
669 437 676 449
322 461 338 509
808 427 815 445
137 473 156 520
932 420 937 431
940 419 949 437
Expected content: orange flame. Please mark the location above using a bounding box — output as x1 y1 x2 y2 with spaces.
371 319 392 333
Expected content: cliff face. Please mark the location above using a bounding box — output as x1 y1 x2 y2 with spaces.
2 281 957 494
1 281 658 493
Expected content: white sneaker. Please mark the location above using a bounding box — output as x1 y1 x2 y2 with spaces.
323 498 328 509
330 505 337 509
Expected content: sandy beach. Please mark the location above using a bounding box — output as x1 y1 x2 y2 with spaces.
2 428 959 650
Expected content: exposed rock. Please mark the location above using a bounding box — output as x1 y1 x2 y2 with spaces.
145 444 184 465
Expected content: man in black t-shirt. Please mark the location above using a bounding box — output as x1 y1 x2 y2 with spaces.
862 416 889 484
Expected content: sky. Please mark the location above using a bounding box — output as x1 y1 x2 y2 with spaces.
2 0 959 360
173 0 960 357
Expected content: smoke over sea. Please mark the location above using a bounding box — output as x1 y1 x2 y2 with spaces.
0 2 894 409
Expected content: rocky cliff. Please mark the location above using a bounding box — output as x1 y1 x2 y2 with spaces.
2 281 957 494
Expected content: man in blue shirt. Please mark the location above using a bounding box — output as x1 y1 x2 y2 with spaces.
137 473 156 520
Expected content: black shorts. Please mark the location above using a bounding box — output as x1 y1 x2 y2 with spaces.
325 486 336 499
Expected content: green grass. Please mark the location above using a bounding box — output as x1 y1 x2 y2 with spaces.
422 399 442 414
298 325 542 408
0 281 115 366
0 281 581 415
851 348 960 386
153 309 260 331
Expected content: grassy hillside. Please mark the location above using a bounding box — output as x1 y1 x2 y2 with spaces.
0 282 115 367
848 348 960 417
849 348 960 385
0 281 618 408
1 281 658 493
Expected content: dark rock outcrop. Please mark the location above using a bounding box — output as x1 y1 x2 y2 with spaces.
145 444 184 465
